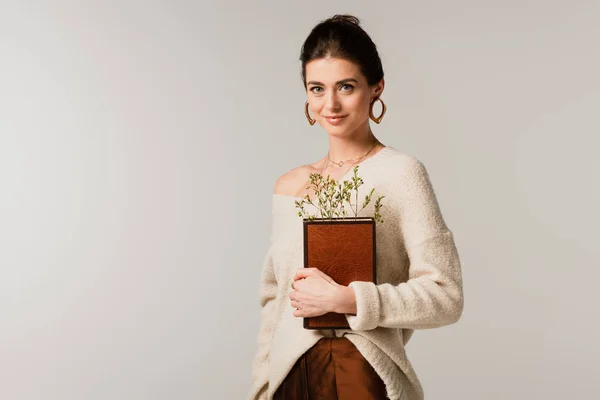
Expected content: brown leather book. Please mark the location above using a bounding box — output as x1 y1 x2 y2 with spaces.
302 218 377 329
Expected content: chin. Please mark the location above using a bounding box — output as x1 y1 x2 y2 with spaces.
332 125 362 137
320 120 355 134
325 128 356 138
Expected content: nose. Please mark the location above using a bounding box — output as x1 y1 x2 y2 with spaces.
324 91 341 112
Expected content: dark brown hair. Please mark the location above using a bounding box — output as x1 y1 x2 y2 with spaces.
299 14 384 88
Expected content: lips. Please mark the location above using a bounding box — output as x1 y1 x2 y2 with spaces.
324 115 347 125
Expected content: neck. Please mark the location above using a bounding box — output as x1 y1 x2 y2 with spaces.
326 122 380 164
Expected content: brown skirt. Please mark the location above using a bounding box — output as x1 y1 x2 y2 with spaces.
273 337 389 400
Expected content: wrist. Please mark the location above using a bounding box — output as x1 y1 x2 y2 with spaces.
335 285 357 314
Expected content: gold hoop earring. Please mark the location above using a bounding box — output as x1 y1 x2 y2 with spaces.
305 101 316 126
369 97 386 124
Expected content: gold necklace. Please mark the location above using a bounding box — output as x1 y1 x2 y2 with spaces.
326 139 380 168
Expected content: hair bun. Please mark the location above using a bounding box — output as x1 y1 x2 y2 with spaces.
300 13 383 87
329 14 360 26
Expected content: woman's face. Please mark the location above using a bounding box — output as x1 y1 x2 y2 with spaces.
305 57 384 137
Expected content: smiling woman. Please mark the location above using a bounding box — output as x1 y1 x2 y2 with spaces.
301 15 385 139
248 14 463 400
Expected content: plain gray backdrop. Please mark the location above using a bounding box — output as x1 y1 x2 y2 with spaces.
1 1 599 399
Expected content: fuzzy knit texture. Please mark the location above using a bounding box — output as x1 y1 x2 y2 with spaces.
248 146 464 400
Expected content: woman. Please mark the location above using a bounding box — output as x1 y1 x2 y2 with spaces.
249 15 464 400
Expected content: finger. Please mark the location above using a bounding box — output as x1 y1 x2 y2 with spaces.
294 268 319 280
296 267 336 284
293 270 308 281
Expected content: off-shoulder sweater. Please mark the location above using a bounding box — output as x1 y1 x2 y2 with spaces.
248 146 464 400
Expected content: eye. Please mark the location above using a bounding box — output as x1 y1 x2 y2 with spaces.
309 86 323 94
340 84 354 92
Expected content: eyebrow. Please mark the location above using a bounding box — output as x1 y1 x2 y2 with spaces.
306 78 358 86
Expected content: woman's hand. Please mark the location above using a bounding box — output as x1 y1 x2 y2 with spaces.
289 267 357 318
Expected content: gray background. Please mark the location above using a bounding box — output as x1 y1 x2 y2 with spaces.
1 1 599 399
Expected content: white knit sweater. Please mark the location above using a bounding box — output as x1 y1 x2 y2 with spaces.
248 146 464 400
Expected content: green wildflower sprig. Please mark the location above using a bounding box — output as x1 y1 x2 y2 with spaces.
294 165 385 223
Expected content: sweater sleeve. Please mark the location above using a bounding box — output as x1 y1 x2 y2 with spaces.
345 157 464 331
248 209 279 400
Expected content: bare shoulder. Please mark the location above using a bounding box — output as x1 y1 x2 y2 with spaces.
273 163 319 197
